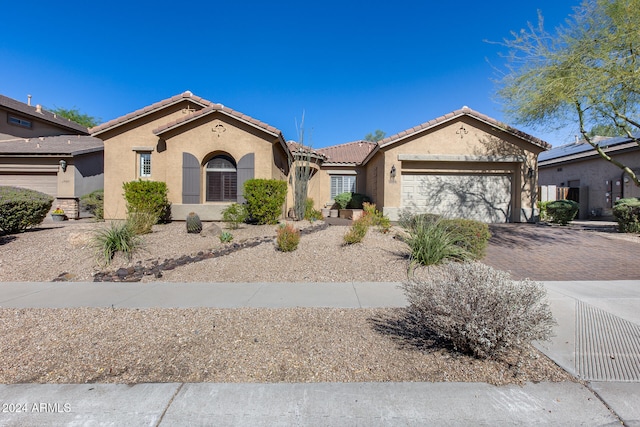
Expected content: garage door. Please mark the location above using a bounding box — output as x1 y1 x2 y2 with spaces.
0 173 58 196
401 173 513 223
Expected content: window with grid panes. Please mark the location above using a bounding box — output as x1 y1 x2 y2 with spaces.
139 153 151 177
206 155 237 201
330 175 356 199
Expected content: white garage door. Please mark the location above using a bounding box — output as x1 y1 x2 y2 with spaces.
0 173 58 197
401 173 513 223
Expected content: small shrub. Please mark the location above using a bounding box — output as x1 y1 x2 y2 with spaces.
348 193 371 209
402 262 555 359
304 198 323 222
222 203 248 229
0 186 53 234
441 218 491 260
276 223 300 252
403 217 471 266
362 202 391 233
398 209 440 231
546 199 579 225
244 179 287 225
613 198 640 233
343 217 370 244
537 200 550 222
126 211 158 235
219 231 233 243
122 180 171 230
334 192 352 210
92 221 141 265
80 189 104 220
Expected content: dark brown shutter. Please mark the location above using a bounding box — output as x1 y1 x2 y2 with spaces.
182 152 200 204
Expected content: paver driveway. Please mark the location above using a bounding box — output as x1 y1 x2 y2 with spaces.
482 223 639 281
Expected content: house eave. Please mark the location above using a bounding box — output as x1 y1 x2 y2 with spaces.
91 98 209 137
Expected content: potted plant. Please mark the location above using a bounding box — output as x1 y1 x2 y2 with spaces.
51 207 66 221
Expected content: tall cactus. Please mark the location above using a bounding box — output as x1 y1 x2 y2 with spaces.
186 212 202 234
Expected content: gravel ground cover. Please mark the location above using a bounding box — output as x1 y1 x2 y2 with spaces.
0 219 573 385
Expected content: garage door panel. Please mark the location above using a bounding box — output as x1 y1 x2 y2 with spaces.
0 173 58 196
401 173 512 223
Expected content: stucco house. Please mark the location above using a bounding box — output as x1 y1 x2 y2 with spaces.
94 92 548 223
91 91 291 221
538 135 640 219
303 107 549 223
0 94 104 218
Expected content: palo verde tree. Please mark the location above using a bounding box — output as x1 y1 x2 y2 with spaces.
495 0 640 185
364 129 386 142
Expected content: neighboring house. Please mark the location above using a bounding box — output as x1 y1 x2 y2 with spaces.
538 135 640 219
302 107 549 223
0 94 104 219
91 91 291 221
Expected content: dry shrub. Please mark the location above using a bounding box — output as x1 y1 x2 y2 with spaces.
343 217 369 244
402 262 555 359
276 224 300 252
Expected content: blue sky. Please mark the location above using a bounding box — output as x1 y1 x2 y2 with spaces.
2 1 579 148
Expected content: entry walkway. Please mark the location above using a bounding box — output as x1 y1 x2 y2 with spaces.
1 280 639 426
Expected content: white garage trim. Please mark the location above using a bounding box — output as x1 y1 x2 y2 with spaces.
398 154 524 163
401 172 513 223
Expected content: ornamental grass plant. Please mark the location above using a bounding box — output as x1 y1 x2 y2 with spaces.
92 221 142 266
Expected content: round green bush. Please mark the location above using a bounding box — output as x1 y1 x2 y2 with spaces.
546 199 579 225
0 186 53 234
613 197 640 233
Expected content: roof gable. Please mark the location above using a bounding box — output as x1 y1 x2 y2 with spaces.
153 103 282 138
0 94 89 135
378 107 550 151
90 91 210 136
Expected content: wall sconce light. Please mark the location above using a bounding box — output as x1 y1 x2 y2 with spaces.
527 167 534 178
59 159 67 172
456 125 468 139
390 165 396 179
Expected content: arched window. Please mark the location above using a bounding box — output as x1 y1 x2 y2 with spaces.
206 155 237 202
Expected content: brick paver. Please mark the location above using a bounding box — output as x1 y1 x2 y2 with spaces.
483 223 639 281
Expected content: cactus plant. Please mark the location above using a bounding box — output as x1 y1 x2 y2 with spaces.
186 212 202 234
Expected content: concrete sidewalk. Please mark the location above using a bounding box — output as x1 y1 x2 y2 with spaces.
1 280 639 426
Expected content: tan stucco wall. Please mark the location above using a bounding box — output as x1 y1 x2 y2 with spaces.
375 117 543 222
100 102 289 220
305 165 367 210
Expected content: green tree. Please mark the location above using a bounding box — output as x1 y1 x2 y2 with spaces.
49 106 100 128
364 129 386 142
495 0 640 185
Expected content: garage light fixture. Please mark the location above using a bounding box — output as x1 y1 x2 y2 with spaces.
390 164 396 179
527 167 534 178
59 159 67 172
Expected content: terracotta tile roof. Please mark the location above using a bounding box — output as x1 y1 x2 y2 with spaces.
378 106 551 150
0 134 103 156
286 141 327 160
153 102 282 137
90 91 211 135
316 140 377 165
0 94 89 134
